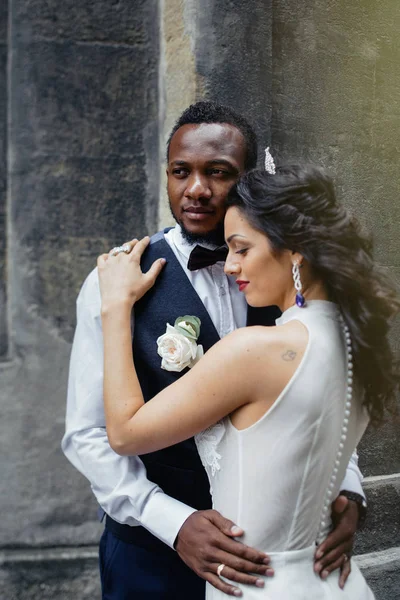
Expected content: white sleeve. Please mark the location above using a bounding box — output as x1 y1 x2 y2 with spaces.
61 268 196 548
339 450 366 501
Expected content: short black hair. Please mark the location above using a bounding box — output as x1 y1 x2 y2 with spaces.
167 101 258 170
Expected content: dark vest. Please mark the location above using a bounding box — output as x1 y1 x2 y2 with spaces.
133 229 281 511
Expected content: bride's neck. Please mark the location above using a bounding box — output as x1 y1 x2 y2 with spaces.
280 279 330 313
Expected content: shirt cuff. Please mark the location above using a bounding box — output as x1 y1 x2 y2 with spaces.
339 470 366 501
140 491 197 549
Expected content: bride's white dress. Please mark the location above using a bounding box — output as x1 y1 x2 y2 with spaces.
195 301 375 599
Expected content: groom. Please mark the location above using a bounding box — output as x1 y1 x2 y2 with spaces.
62 101 366 599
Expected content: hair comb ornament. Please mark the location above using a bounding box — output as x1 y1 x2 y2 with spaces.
264 147 276 174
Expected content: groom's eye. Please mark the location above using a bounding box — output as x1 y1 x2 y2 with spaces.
207 168 230 177
172 168 189 177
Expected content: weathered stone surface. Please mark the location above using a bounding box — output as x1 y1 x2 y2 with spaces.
11 41 157 162
8 1 161 347
0 324 103 548
0 1 7 42
356 548 400 600
0 0 160 554
11 155 148 343
271 0 400 252
1 546 399 600
0 5 7 359
359 420 400 477
13 0 158 46
355 475 400 555
0 548 100 600
270 0 400 477
190 0 273 164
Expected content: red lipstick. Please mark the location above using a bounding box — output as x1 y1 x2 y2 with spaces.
236 280 249 292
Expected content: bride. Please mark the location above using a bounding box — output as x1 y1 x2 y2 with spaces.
97 164 398 599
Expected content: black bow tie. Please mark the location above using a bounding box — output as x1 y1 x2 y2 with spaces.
187 245 229 271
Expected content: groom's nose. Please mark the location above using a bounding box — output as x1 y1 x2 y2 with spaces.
185 172 212 201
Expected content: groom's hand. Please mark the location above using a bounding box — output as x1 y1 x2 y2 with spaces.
175 510 274 597
314 496 358 588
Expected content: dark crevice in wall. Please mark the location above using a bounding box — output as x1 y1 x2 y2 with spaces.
0 0 8 359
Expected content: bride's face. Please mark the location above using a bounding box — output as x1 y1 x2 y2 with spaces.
224 207 296 309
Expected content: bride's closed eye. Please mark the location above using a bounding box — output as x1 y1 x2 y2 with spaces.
236 248 249 255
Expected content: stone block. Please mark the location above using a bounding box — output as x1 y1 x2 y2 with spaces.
271 0 400 272
0 2 6 43
8 7 161 346
359 418 400 477
0 41 7 358
13 0 159 46
357 547 400 600
10 41 159 162
355 475 400 555
0 548 101 600
1 546 399 600
0 331 103 547
10 155 150 343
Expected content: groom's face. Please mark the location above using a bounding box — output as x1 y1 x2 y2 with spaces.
167 123 246 243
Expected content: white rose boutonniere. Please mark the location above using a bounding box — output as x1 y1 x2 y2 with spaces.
157 315 204 372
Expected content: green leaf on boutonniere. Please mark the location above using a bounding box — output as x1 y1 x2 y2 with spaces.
174 315 201 340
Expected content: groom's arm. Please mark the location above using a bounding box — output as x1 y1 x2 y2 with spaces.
61 268 195 546
62 268 270 596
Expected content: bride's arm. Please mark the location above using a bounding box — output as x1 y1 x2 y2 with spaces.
102 299 263 456
98 236 290 457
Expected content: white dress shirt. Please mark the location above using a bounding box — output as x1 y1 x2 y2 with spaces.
62 225 365 550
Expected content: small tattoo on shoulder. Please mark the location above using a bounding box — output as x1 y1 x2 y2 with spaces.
282 350 297 361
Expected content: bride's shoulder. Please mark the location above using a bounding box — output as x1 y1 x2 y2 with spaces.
218 321 308 367
227 320 308 347
210 323 308 399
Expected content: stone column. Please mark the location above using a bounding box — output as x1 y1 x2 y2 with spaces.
0 1 160 597
0 1 7 358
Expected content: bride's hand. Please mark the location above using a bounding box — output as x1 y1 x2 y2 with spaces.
97 237 166 311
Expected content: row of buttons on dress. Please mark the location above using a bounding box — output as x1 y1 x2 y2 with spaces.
317 315 353 543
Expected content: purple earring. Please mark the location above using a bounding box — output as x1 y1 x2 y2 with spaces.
292 262 306 307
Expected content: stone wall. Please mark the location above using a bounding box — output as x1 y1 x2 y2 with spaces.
0 1 8 359
1 0 160 597
268 2 400 584
0 1 399 598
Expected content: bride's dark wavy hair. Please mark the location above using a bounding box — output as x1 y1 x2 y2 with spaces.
227 164 400 425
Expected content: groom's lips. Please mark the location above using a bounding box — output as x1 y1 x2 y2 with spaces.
236 280 249 292
183 206 215 221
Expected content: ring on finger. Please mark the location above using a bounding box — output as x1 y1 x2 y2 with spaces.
217 563 225 577
109 245 129 257
342 554 350 562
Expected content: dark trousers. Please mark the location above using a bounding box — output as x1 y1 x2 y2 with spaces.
99 528 206 599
